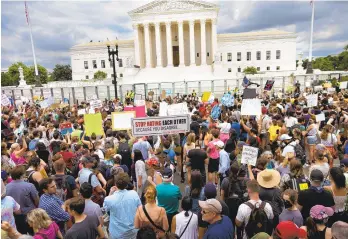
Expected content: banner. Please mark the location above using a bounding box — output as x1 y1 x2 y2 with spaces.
306 94 318 107
167 102 189 116
1 94 11 106
124 105 146 118
60 122 73 136
241 99 261 116
132 115 190 137
241 145 259 166
84 113 103 136
264 80 275 91
112 112 135 130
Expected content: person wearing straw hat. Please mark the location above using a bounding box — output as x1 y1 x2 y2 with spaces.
257 169 283 229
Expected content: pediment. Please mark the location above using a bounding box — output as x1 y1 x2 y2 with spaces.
129 0 218 15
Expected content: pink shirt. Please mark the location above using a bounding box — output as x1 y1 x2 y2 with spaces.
33 222 59 239
10 153 26 165
208 139 219 159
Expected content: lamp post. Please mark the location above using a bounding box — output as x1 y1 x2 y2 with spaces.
107 44 119 100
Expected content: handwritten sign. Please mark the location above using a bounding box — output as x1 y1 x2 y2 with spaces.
84 113 103 136
1 94 11 106
340 82 347 90
241 99 261 116
241 145 259 166
131 115 190 137
112 112 135 130
306 94 318 107
316 113 325 122
124 105 146 118
90 99 102 109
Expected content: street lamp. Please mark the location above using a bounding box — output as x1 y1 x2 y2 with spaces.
107 44 119 100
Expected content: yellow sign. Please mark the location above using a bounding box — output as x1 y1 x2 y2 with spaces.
202 92 211 102
323 83 332 88
84 113 104 136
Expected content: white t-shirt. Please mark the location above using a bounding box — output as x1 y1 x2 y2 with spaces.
284 117 298 128
175 211 198 239
282 141 296 157
218 122 231 134
236 199 274 239
135 160 147 186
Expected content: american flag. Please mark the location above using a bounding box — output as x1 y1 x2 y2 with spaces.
24 1 29 25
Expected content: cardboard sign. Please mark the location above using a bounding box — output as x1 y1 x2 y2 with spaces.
202 92 211 102
306 94 318 107
161 90 166 100
167 102 189 116
243 89 257 99
241 145 259 166
264 80 275 91
340 82 348 89
316 113 325 122
241 99 261 116
90 99 102 109
60 122 73 135
124 105 146 118
1 94 11 106
131 115 190 137
112 112 135 130
84 113 103 136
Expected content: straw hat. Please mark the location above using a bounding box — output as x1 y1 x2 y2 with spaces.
257 169 281 188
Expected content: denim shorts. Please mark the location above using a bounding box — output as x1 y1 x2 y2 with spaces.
307 136 317 145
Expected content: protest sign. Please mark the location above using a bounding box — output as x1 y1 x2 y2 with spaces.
306 94 318 107
60 122 73 136
221 93 234 107
264 80 275 91
159 102 168 116
39 97 54 109
323 83 332 88
340 82 347 90
328 88 336 94
161 90 166 100
243 89 257 99
202 92 211 102
84 113 103 136
241 99 261 116
77 109 86 115
314 85 323 92
132 115 190 137
316 113 325 122
124 105 146 118
1 94 11 106
112 112 135 130
42 89 51 99
167 102 189 116
87 94 98 101
90 99 102 109
241 145 259 166
134 100 145 106
207 93 215 104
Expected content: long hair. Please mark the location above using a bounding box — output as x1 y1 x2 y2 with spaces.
305 217 324 238
320 125 330 140
226 161 240 197
186 133 196 146
190 171 203 198
290 159 304 178
133 149 143 163
330 167 346 189
26 208 52 231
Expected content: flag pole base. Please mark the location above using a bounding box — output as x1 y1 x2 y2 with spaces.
306 62 314 74
35 75 43 87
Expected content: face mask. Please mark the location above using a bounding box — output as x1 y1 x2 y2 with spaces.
283 200 292 209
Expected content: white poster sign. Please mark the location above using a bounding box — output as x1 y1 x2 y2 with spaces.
167 102 189 116
305 81 311 87
1 94 11 106
306 94 318 107
112 112 135 130
42 89 51 98
241 99 261 116
134 100 145 106
87 94 98 101
314 86 323 92
132 115 190 137
159 102 168 116
78 109 86 115
90 99 102 109
241 145 259 166
340 82 348 89
328 88 336 94
316 113 325 122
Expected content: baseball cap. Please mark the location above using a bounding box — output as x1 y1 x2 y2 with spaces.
279 134 292 141
310 169 324 182
274 221 307 239
214 140 224 148
198 199 222 214
204 183 217 198
341 158 348 167
261 106 268 114
310 205 334 220
162 168 173 179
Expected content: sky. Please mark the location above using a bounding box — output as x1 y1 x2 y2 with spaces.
1 0 348 71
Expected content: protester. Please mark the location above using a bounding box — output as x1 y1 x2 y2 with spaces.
279 189 303 227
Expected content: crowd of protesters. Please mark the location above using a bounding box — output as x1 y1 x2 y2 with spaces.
2 84 348 239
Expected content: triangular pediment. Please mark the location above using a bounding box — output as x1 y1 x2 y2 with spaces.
129 0 218 15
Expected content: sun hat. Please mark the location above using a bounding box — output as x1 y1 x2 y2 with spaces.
198 199 222 214
310 205 334 220
274 221 307 239
257 169 281 188
213 140 224 149
279 134 292 141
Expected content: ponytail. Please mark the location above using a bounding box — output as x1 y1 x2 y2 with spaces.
305 217 318 237
184 210 189 217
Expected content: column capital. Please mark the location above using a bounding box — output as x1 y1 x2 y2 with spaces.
200 19 206 24
144 23 150 28
165 21 171 27
154 22 161 28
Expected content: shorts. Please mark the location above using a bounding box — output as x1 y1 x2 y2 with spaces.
307 136 317 145
208 158 219 173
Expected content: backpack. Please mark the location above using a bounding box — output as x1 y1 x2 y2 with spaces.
52 175 71 201
291 143 306 165
211 105 221 120
283 175 310 192
244 201 271 238
104 138 115 150
29 139 39 151
117 141 131 166
226 178 248 223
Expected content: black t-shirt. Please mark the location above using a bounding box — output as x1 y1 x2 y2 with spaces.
298 188 335 220
65 214 99 239
225 138 237 154
190 121 200 136
187 149 207 171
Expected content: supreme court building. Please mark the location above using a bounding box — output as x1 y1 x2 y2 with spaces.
70 0 297 83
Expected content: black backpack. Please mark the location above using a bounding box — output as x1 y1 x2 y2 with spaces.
52 175 71 201
291 143 306 165
226 178 248 223
244 201 271 239
117 141 131 165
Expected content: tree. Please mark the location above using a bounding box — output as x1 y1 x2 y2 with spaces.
25 65 48 85
344 44 348 51
243 66 258 74
7 62 28 86
51 64 72 81
312 58 334 71
1 72 13 86
337 51 348 71
94 70 107 80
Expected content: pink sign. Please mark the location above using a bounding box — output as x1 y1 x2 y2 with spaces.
124 105 146 118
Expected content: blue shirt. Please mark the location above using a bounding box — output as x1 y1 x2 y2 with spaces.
231 122 241 139
163 149 176 164
39 194 70 223
132 141 151 160
218 149 230 177
156 182 182 214
78 168 101 188
103 189 141 239
203 215 234 239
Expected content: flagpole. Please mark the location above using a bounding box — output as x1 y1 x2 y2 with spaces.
306 1 315 74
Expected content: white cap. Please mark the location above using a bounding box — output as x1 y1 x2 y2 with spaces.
214 140 225 148
279 134 292 141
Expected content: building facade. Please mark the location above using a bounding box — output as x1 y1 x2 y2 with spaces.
70 0 297 83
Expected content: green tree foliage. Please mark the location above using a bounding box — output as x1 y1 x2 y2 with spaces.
1 72 12 86
25 65 48 85
51 64 72 81
7 62 28 86
3 62 48 86
243 66 258 74
94 70 107 80
312 58 334 71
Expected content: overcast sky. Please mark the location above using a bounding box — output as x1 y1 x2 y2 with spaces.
2 0 348 71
